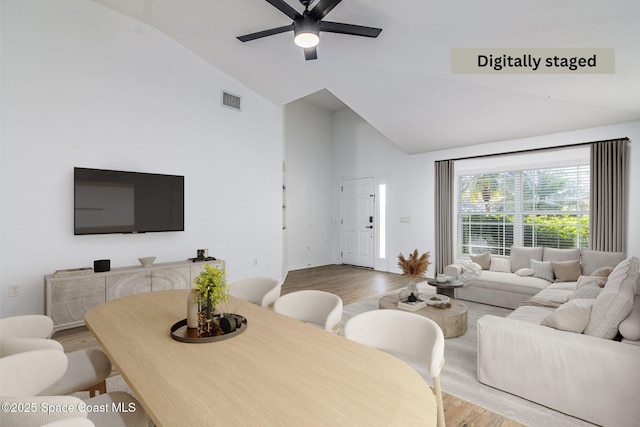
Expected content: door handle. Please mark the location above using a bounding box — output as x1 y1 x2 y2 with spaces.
366 226 373 229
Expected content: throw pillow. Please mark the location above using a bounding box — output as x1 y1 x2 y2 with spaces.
489 257 511 273
541 299 594 333
570 283 603 300
618 296 640 341
575 275 607 289
530 259 554 282
515 268 535 277
510 246 543 273
542 247 581 262
590 266 613 279
470 252 491 270
552 260 581 282
580 249 625 276
584 257 639 339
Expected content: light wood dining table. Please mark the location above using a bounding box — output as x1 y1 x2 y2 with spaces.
85 289 436 426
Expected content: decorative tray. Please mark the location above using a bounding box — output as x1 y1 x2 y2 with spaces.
421 294 451 306
170 313 247 343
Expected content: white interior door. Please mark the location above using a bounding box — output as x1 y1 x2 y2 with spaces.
341 178 374 268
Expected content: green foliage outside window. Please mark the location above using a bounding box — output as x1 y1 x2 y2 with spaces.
458 165 589 256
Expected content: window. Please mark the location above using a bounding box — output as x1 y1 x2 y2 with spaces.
378 184 386 258
457 163 590 256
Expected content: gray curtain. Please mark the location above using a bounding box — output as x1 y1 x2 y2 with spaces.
590 139 628 252
434 160 455 274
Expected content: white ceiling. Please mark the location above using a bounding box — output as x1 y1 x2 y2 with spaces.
90 0 640 154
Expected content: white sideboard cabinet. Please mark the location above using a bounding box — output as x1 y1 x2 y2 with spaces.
45 259 223 332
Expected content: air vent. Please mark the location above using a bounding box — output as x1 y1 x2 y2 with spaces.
222 91 241 111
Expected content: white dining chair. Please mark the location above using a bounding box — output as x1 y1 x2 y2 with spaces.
0 349 148 427
344 309 446 427
0 314 55 338
273 290 343 333
228 277 281 307
0 315 111 397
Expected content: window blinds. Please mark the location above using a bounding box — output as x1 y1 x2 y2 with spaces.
457 165 589 256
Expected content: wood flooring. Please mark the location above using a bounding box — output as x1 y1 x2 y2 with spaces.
53 264 523 427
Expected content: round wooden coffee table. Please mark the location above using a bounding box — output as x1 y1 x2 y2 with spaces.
378 294 468 338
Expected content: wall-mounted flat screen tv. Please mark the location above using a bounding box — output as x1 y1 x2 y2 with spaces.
74 167 184 235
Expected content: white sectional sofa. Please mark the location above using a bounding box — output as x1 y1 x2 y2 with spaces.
447 248 640 426
445 247 626 309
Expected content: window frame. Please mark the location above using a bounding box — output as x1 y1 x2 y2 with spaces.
453 147 590 258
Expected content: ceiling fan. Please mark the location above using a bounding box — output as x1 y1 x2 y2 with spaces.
237 0 382 60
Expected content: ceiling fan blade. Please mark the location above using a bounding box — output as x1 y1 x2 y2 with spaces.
237 24 294 42
309 0 342 20
320 21 382 38
304 46 318 60
265 0 301 20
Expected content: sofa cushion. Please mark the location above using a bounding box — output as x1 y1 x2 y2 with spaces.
489 257 511 273
570 283 602 300
619 296 640 341
575 275 606 289
470 271 550 295
543 247 581 262
531 260 554 282
581 250 625 276
584 257 639 339
590 266 613 278
552 260 582 282
527 290 572 308
470 252 491 270
507 305 554 324
510 246 543 272
541 299 594 333
515 268 534 276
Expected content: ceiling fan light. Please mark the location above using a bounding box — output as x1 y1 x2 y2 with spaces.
294 32 319 48
294 16 320 48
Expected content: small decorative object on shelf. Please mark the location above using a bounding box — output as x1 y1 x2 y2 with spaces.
192 264 229 337
189 248 217 262
397 249 432 303
138 257 156 267
53 267 94 278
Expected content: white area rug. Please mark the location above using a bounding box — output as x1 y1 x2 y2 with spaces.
343 292 596 427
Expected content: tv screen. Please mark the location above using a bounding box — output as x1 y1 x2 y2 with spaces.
74 167 184 235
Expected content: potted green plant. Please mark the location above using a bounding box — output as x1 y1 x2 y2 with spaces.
192 264 229 335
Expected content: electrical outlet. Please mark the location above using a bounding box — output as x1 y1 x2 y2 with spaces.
9 285 20 297
252 259 258 267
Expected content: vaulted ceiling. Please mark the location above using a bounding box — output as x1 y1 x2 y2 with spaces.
91 0 640 154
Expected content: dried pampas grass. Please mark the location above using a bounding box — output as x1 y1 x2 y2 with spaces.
397 249 431 278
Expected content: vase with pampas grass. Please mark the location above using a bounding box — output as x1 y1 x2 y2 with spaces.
397 249 431 302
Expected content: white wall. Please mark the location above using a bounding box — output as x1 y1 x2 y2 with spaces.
0 0 283 317
332 108 428 272
284 100 334 270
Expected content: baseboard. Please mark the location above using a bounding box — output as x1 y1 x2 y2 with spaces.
287 261 334 271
